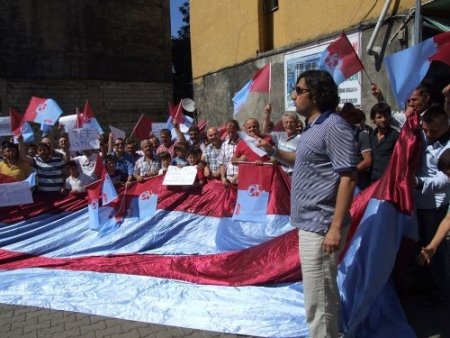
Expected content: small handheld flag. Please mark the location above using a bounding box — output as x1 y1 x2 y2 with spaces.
318 32 364 85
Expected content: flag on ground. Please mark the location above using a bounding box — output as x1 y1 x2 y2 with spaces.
23 97 63 126
385 31 450 107
0 117 422 337
318 32 364 85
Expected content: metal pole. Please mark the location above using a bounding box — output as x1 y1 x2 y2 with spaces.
413 0 422 45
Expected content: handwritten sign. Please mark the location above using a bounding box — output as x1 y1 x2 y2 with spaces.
68 128 100 152
0 116 12 136
109 125 126 140
0 180 34 206
162 165 197 186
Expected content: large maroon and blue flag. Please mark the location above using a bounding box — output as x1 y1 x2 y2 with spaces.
0 114 422 337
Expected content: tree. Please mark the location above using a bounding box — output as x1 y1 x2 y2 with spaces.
172 1 192 102
177 1 190 39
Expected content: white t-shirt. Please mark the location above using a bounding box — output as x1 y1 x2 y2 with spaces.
73 154 98 179
65 173 94 192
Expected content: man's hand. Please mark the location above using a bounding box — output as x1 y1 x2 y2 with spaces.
418 246 436 265
442 84 450 98
323 226 341 255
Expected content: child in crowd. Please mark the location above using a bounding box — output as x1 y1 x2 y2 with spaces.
158 151 171 175
105 154 128 185
187 148 209 186
61 160 94 194
171 142 189 167
26 144 37 158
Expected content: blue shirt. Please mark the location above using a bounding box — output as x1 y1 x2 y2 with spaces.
415 130 450 209
291 112 357 234
111 152 135 176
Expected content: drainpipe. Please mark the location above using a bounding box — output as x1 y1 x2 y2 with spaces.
413 0 422 45
366 0 394 57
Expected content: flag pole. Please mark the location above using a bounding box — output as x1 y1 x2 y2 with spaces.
268 62 272 103
130 114 144 138
362 68 374 86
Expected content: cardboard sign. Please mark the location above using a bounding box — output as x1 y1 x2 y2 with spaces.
162 165 197 186
0 116 12 136
109 125 126 140
68 128 100 152
0 180 34 206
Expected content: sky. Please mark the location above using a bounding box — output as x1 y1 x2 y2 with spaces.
170 0 186 37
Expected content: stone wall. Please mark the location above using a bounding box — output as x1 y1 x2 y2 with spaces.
0 0 172 131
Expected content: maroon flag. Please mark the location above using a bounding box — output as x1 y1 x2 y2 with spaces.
319 32 364 85
250 63 271 93
77 101 95 128
131 114 152 141
169 101 184 125
197 119 208 132
10 108 23 136
232 163 274 223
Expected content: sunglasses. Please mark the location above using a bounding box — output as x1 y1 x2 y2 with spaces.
115 143 124 146
295 86 310 95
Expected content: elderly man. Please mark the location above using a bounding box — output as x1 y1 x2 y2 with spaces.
262 104 302 175
202 127 222 179
217 119 240 185
133 139 160 181
259 70 357 337
232 118 272 163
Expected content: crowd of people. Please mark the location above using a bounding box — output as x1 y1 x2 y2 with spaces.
1 69 450 337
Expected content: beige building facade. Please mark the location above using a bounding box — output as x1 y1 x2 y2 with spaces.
190 0 449 126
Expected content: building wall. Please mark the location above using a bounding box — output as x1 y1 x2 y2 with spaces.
190 0 427 126
190 0 415 78
192 21 411 127
0 0 172 131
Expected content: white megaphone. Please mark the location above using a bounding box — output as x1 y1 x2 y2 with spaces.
181 98 196 112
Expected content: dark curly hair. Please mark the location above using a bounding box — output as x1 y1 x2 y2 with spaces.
296 70 339 112
370 102 392 120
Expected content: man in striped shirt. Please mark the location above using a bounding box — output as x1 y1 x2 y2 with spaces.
33 142 66 193
259 70 357 338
